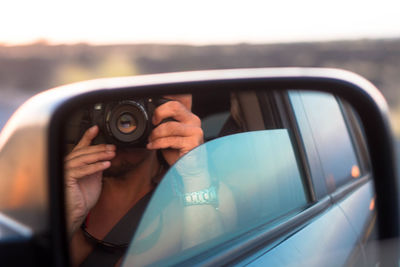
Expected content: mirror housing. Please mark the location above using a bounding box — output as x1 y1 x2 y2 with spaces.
0 68 397 266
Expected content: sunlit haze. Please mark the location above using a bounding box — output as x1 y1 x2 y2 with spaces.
1 0 400 45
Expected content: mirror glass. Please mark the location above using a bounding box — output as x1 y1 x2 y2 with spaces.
63 89 374 266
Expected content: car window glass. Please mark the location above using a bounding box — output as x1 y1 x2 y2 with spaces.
289 91 360 191
123 129 308 266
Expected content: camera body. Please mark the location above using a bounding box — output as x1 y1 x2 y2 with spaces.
67 97 169 147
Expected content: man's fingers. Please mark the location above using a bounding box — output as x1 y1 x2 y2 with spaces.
66 143 116 161
73 125 99 150
149 121 203 142
153 101 201 126
66 150 116 169
147 136 185 150
67 161 111 179
147 135 202 153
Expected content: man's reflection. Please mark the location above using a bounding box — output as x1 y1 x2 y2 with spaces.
65 95 204 266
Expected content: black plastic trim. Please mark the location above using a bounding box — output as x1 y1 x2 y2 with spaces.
0 237 36 266
48 109 70 267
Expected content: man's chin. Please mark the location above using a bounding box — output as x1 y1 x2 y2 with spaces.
103 162 138 179
103 147 152 179
118 147 148 153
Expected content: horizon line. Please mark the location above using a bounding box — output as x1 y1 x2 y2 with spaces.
1 36 400 48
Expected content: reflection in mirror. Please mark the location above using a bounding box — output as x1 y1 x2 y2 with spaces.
63 89 374 266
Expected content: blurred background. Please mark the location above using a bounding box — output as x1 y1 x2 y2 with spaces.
1 0 400 140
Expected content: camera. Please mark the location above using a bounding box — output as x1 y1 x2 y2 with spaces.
66 97 170 147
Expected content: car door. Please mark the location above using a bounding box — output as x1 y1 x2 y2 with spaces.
246 91 375 266
232 91 374 266
220 90 372 266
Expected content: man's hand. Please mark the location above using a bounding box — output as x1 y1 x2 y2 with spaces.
64 125 116 236
147 95 203 166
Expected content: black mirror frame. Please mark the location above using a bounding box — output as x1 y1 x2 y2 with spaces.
47 68 398 266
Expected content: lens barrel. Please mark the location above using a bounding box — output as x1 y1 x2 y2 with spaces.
106 100 149 144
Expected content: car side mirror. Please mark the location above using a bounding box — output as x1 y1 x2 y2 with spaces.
0 68 397 266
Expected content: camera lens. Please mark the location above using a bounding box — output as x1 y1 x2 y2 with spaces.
117 113 137 134
107 100 149 144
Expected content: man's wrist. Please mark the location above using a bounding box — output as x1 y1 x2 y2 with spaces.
181 184 219 207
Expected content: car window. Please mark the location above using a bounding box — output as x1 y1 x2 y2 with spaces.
289 91 361 192
123 129 308 266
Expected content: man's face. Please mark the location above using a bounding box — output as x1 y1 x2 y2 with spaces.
103 147 153 178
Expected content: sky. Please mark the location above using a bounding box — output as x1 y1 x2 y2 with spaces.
1 0 400 45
